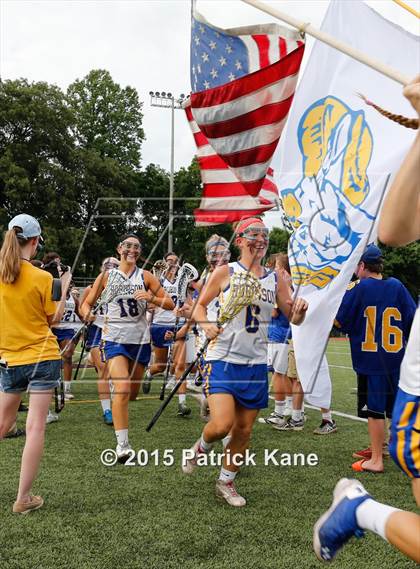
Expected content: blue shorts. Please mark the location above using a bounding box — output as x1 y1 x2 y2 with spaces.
202 360 268 409
85 324 102 350
0 359 61 393
389 388 420 479
150 324 175 348
357 372 399 419
52 328 77 343
102 341 151 365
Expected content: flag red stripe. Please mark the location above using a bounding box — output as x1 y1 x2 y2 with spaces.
198 154 229 170
202 183 256 198
199 96 294 139
219 139 279 169
252 35 270 68
279 37 287 59
194 207 271 224
191 44 304 108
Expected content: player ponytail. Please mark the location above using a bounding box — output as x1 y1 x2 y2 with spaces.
0 228 24 284
358 93 418 130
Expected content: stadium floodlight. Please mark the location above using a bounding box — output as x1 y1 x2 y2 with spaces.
149 90 187 252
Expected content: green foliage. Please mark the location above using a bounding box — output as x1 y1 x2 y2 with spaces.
267 227 290 256
379 241 420 299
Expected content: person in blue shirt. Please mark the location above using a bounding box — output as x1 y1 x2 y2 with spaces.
335 244 415 473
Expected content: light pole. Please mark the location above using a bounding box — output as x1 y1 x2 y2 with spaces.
149 91 186 253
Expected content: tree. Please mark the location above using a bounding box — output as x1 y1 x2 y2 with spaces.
267 227 290 256
379 241 419 300
67 70 144 170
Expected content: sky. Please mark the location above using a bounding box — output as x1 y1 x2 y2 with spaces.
1 0 419 228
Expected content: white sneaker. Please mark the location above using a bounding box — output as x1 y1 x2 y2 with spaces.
166 376 177 391
215 480 246 507
46 410 59 424
181 439 202 475
258 412 286 428
116 442 133 464
186 379 202 393
64 392 74 401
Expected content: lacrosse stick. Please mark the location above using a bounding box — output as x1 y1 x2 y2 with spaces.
54 368 65 414
147 271 262 431
72 326 89 382
159 262 199 400
152 259 169 282
59 270 130 356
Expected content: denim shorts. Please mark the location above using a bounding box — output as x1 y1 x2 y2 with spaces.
0 359 61 393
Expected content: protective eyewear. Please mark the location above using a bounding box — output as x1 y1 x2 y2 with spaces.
207 248 231 262
238 227 269 241
121 241 141 251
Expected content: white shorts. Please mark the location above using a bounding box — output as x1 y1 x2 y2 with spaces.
267 342 289 374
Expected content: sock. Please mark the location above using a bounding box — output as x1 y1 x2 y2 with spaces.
275 400 286 415
356 499 400 541
219 467 237 483
222 435 231 448
322 411 333 423
199 434 212 453
101 399 111 413
64 381 71 393
285 396 293 408
179 394 186 404
115 429 129 447
292 409 302 421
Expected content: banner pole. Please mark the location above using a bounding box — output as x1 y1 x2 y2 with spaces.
241 0 411 85
392 0 420 19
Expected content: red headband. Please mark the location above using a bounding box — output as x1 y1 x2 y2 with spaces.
235 218 265 235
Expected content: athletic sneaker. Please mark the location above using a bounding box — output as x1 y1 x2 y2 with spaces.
215 480 246 507
275 417 304 431
177 403 192 417
181 439 202 475
194 370 203 386
46 410 59 424
260 411 286 428
313 478 370 562
103 409 113 425
313 420 337 435
116 442 133 464
186 379 202 393
142 370 152 394
352 445 390 459
4 427 26 438
13 494 44 514
64 392 74 401
166 376 177 391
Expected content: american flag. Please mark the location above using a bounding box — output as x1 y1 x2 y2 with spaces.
188 5 305 225
186 102 279 225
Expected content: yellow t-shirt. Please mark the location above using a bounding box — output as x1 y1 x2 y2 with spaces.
0 261 60 366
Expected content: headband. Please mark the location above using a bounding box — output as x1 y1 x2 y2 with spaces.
235 218 266 235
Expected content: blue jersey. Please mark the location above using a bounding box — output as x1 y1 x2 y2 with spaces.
268 309 291 343
336 277 416 375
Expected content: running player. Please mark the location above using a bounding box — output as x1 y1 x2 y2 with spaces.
143 252 180 393
51 270 82 401
80 257 119 424
182 218 308 506
81 234 174 461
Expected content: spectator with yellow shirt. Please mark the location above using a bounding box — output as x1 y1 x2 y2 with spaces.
0 213 71 514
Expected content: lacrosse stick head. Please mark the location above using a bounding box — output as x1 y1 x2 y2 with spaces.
152 259 168 281
176 263 199 304
97 269 129 306
218 271 262 326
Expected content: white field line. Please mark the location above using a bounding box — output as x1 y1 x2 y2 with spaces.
268 396 367 423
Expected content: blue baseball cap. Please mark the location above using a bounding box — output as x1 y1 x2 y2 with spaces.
360 244 383 264
8 214 43 241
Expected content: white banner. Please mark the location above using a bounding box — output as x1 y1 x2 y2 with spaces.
278 0 419 408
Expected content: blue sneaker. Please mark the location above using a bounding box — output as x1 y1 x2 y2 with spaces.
313 478 371 562
103 409 113 426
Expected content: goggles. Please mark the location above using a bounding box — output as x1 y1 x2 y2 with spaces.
238 227 269 241
207 248 231 262
121 241 141 251
103 260 120 271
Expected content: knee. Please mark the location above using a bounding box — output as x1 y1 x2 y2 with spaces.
231 425 253 444
26 420 46 439
210 421 233 439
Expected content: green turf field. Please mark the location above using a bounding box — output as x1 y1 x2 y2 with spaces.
0 339 417 569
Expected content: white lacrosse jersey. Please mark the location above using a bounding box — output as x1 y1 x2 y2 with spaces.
399 306 420 397
94 303 107 329
102 268 150 345
205 262 277 365
55 296 81 330
153 275 178 326
196 270 219 350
